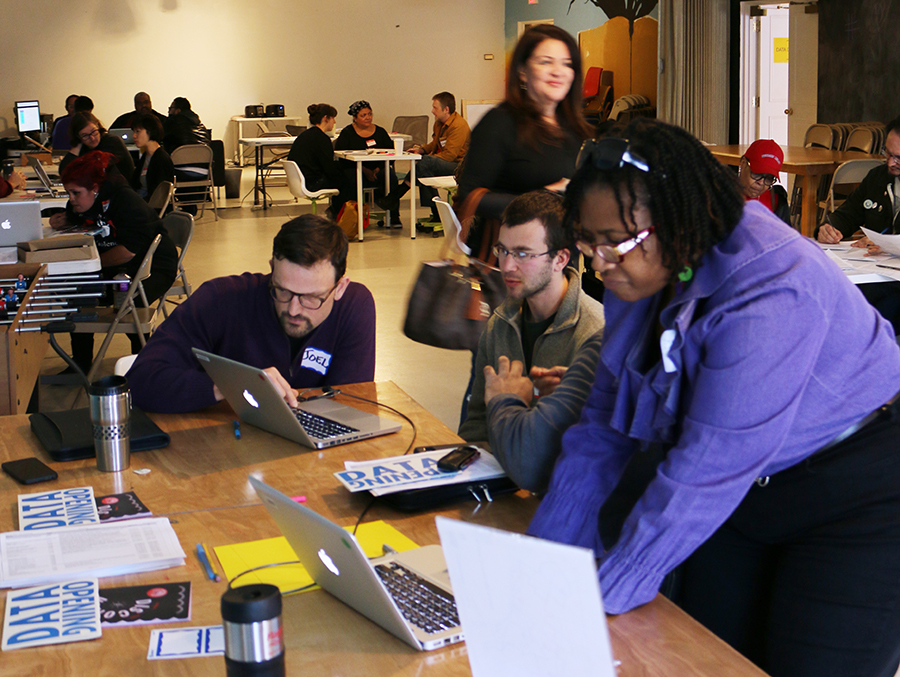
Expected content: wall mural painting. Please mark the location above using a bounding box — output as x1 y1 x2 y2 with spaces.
567 0 659 35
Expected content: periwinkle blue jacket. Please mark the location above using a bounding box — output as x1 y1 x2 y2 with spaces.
528 202 900 614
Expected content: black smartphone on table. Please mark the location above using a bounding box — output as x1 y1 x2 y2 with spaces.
2 458 58 485
437 445 480 473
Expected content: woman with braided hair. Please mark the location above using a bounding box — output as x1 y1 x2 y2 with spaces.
528 118 900 676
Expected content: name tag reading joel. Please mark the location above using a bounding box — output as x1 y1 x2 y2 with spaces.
301 347 332 375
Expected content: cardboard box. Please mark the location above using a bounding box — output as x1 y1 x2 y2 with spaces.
17 234 95 252
18 238 98 264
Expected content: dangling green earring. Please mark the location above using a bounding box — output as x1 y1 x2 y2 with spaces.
678 264 693 282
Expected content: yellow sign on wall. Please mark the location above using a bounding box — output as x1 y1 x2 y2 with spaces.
774 37 789 63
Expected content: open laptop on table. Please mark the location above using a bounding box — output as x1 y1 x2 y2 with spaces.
249 476 463 651
0 201 42 248
192 349 401 449
108 128 136 148
25 156 64 199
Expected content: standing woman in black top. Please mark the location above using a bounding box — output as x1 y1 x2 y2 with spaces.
456 25 593 264
287 104 348 219
334 100 401 226
131 113 174 204
58 112 136 178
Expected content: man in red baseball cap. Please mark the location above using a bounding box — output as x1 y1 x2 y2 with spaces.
738 139 790 223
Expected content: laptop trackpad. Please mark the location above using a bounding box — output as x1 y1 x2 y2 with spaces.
394 545 453 592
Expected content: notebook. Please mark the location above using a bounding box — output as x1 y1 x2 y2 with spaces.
435 518 617 677
249 476 463 651
192 349 401 449
0 201 42 248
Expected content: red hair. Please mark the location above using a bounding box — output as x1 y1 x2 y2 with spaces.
61 151 118 190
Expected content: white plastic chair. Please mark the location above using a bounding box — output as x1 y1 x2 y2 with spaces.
282 160 339 215
432 198 471 256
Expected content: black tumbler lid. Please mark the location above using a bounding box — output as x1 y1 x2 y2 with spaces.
221 584 282 623
88 375 129 396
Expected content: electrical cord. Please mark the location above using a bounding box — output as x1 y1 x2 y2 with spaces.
309 386 420 534
227 561 316 596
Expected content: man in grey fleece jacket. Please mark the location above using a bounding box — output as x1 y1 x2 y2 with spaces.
459 191 604 477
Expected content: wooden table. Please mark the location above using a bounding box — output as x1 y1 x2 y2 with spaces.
707 145 878 238
0 382 767 676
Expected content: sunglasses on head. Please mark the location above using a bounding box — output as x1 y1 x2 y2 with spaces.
576 137 650 174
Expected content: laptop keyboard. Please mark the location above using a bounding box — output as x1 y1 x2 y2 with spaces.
290 407 358 440
375 562 460 635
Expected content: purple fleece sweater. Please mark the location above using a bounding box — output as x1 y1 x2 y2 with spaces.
128 273 375 413
528 202 900 614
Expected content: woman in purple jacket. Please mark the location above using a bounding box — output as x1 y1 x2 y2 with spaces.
528 118 900 677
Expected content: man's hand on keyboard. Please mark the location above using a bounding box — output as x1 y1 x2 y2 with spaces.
263 367 299 408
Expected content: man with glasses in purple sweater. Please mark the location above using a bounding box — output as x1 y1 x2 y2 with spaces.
129 214 376 413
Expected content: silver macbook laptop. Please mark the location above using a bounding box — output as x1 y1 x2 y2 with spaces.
249 476 463 651
435 518 616 677
192 349 401 448
108 128 135 146
0 201 42 248
26 156 63 198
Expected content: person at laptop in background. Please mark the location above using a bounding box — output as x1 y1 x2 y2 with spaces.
130 114 174 203
458 190 604 444
128 215 376 413
59 112 135 178
110 91 167 131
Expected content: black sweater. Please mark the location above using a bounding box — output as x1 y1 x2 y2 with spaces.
457 103 582 219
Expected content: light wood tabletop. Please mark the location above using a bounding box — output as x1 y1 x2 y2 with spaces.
0 381 768 676
706 144 878 239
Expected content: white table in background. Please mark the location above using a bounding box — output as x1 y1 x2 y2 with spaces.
333 150 421 242
231 116 305 166
239 136 297 209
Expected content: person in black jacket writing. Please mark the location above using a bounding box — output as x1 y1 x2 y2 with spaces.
817 115 900 335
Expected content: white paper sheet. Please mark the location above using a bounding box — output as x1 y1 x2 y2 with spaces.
436 518 616 677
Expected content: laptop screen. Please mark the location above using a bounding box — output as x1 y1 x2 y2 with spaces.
15 101 41 134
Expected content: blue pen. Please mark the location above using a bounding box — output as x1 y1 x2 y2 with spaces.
233 420 241 439
196 543 221 582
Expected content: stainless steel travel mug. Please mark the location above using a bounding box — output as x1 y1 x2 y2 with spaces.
88 376 131 472
221 584 285 677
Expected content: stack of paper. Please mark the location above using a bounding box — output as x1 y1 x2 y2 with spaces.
0 518 186 588
334 447 506 497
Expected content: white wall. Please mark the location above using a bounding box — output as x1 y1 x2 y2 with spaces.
1 0 506 156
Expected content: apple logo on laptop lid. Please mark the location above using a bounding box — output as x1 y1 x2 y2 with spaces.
318 549 340 576
242 389 260 408
1 220 10 230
